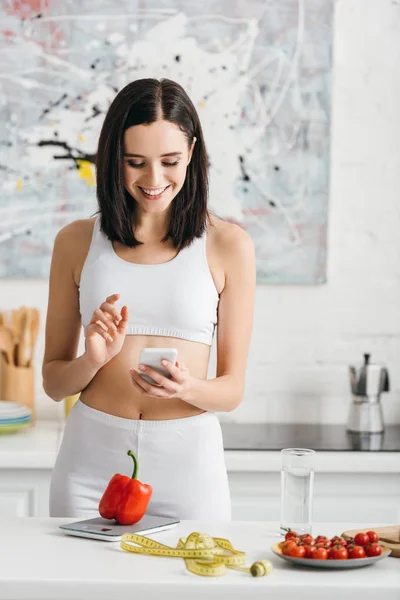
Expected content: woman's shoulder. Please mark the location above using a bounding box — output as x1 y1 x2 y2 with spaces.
55 217 96 245
208 214 254 258
50 217 98 285
56 217 96 241
52 218 97 280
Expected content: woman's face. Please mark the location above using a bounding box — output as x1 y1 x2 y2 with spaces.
123 119 195 213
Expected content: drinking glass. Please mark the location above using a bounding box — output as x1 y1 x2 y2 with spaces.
280 448 315 536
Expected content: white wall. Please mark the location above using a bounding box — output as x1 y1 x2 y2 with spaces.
1 0 400 424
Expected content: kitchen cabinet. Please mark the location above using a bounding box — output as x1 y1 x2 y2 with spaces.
0 421 399 522
0 421 58 517
0 470 50 517
228 470 400 524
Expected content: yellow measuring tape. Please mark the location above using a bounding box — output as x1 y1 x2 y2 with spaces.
120 531 273 577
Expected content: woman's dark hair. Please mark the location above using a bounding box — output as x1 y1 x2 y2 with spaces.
95 78 209 249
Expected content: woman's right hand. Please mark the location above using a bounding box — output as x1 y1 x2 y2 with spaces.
84 294 128 369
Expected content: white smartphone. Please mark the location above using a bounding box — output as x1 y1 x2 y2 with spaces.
138 348 178 385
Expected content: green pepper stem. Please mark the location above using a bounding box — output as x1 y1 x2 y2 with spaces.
127 450 138 480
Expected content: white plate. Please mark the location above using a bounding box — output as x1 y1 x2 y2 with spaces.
271 543 392 569
0 421 33 435
0 401 32 418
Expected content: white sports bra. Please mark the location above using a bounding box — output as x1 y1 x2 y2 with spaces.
79 216 219 346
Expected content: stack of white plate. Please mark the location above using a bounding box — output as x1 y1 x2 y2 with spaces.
0 401 33 434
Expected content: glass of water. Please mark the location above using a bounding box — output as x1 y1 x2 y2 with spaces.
280 448 315 536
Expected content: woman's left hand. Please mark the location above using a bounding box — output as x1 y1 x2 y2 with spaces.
129 360 193 400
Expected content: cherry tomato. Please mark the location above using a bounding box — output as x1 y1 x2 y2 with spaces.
313 547 329 560
286 544 306 559
315 535 331 547
331 536 347 546
366 531 379 543
299 534 315 545
284 530 298 541
291 537 301 545
365 543 382 557
283 536 301 545
348 545 366 559
281 540 297 555
329 544 348 560
354 532 370 547
316 541 331 549
304 544 318 559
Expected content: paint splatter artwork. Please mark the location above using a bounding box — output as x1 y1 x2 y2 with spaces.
0 0 332 282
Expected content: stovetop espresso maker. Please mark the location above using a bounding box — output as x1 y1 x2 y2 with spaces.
347 354 390 433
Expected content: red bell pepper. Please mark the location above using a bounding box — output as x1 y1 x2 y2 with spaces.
98 450 152 525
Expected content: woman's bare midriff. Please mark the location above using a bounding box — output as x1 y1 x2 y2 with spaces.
79 334 211 420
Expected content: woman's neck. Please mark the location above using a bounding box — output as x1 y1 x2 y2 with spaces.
134 207 170 243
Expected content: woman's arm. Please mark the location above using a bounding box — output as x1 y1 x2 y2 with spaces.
42 223 99 401
182 224 256 411
42 221 128 401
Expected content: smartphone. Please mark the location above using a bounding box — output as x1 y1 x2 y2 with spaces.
138 348 178 385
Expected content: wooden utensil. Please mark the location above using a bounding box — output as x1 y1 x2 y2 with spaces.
342 525 400 558
0 311 13 333
0 325 16 366
17 308 33 368
10 308 22 365
12 308 22 340
28 308 40 367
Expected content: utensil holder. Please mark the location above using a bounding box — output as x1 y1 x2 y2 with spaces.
0 355 35 421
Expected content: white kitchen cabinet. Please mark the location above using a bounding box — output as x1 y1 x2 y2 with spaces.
0 421 58 517
228 471 400 524
225 450 400 524
0 421 399 522
0 470 50 517
2 468 399 522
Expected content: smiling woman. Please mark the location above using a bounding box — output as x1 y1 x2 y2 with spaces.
96 78 209 250
43 78 256 523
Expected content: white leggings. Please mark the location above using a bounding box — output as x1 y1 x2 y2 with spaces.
50 400 231 521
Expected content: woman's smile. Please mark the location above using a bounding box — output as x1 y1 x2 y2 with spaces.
137 184 171 200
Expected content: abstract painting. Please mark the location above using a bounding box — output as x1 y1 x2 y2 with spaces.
0 0 332 282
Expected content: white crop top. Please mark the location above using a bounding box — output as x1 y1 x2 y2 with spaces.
79 216 219 346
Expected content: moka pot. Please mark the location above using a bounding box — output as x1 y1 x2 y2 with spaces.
347 354 390 434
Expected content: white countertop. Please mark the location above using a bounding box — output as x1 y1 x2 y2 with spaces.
0 420 399 472
1 518 399 600
0 420 61 469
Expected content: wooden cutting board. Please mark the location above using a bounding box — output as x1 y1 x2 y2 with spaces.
341 525 400 558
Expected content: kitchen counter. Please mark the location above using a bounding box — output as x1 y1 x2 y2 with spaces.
1 518 399 600
220 422 400 452
0 420 59 468
1 420 400 473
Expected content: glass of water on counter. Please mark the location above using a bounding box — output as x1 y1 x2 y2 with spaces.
280 448 315 536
